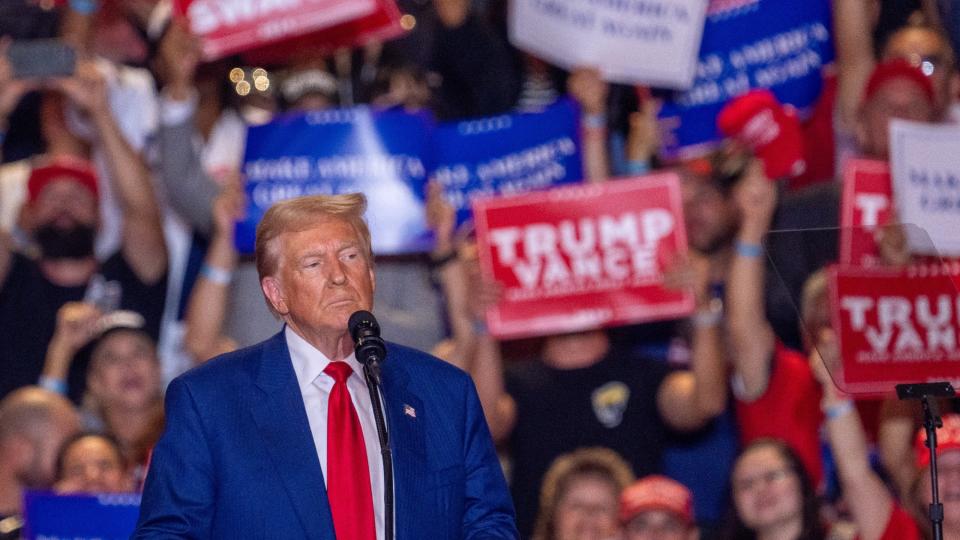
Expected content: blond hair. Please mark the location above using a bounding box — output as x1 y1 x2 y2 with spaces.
532 447 636 540
254 193 373 281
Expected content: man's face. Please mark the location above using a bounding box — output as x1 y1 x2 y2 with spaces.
682 178 736 254
263 217 375 342
88 331 161 413
31 178 98 231
883 27 958 117
624 510 695 540
858 77 936 159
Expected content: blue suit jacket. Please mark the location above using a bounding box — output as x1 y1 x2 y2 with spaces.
134 331 517 539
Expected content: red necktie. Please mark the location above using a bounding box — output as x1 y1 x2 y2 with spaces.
324 362 377 540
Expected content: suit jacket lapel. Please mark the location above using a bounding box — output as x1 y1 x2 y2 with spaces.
380 353 426 538
249 332 335 540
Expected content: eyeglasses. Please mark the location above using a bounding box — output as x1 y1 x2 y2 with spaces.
732 467 794 493
906 53 948 77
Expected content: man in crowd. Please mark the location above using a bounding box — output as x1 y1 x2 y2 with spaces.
619 475 699 540
0 387 81 520
136 193 517 538
0 62 168 400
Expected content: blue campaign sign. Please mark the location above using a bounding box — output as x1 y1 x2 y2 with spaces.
239 107 433 255
430 99 584 225
658 0 834 159
22 491 141 540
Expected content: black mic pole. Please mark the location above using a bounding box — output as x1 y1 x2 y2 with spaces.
362 357 393 540
350 311 393 540
897 382 957 540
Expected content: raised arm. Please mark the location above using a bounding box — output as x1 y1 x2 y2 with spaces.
814 330 898 540
567 68 610 182
0 39 34 283
658 251 729 431
155 21 220 235
833 0 879 135
725 160 778 400
425 181 475 371
183 180 243 362
57 62 167 284
40 302 103 393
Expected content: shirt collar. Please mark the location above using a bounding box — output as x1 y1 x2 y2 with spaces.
285 325 364 388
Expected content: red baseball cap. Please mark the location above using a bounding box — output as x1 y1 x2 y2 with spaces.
916 413 960 468
27 156 99 203
619 475 694 525
717 89 806 180
863 58 935 106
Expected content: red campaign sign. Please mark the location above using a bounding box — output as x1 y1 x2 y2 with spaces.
839 159 892 267
174 0 401 61
473 174 695 339
828 264 960 396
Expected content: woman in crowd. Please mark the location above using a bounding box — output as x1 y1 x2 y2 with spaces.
532 447 635 540
41 305 165 485
722 438 826 540
54 432 132 494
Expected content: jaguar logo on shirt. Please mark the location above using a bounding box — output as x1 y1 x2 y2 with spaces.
591 381 630 428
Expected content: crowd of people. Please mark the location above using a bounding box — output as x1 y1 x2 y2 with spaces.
1 0 959 538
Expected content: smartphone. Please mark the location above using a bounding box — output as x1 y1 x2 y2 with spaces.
7 39 76 79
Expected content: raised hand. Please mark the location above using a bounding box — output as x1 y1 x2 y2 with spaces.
425 181 456 255
157 20 202 100
567 67 608 117
733 158 777 239
54 59 109 118
0 38 35 124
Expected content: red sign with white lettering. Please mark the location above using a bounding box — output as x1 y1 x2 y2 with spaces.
473 174 695 339
839 159 893 267
828 264 960 396
173 0 398 60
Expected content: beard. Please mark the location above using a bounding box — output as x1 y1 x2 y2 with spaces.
34 223 96 260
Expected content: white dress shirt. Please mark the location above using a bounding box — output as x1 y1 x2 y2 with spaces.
286 326 385 539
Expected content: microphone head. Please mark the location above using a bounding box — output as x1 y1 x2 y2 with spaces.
349 310 386 367
348 310 378 341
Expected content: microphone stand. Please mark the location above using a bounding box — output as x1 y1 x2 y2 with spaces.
897 382 957 540
363 357 394 540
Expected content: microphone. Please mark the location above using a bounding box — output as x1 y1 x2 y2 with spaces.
348 310 394 540
348 310 387 368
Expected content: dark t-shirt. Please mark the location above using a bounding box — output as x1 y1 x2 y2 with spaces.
0 252 165 401
505 349 671 539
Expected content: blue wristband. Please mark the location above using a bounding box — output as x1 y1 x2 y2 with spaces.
200 263 233 285
69 0 99 14
581 113 606 130
735 241 763 258
824 400 854 420
624 159 651 176
39 376 68 395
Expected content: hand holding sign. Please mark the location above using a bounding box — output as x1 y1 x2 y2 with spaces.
733 159 777 238
568 68 608 116
474 173 694 338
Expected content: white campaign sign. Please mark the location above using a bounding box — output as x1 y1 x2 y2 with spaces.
890 119 960 256
509 0 708 89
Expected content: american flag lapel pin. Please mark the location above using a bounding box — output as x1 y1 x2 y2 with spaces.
403 404 416 419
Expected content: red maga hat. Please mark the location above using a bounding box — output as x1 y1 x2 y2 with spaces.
27 155 99 203
717 89 806 180
619 475 694 525
863 58 935 106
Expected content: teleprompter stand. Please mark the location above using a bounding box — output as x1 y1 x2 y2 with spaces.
897 382 957 540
